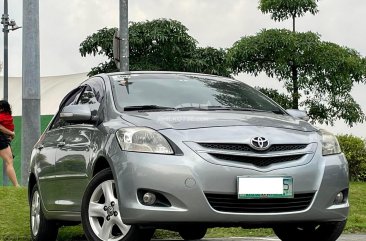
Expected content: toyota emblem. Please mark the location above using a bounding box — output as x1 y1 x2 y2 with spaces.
250 137 270 151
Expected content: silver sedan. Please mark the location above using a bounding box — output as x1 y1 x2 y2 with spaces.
28 72 349 241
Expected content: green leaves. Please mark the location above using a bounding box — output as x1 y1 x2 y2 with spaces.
227 29 366 126
186 47 231 77
79 19 231 77
337 135 366 181
79 27 117 59
78 16 366 127
227 29 322 83
129 19 197 72
257 88 293 109
259 0 319 21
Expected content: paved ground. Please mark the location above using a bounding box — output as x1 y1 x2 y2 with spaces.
154 234 366 241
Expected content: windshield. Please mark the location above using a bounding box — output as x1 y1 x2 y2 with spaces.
110 73 284 114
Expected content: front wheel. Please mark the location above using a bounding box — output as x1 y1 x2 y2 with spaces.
273 220 347 241
81 169 154 241
30 184 58 241
179 226 207 240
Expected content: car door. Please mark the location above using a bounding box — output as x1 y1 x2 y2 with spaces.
36 87 84 211
53 78 106 212
35 128 65 211
53 125 93 212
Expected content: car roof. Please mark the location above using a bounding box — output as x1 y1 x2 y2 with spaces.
104 71 234 80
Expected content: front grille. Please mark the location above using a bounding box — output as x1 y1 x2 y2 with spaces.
198 143 308 153
210 153 304 167
205 193 315 213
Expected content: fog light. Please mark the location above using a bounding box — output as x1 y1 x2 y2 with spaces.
143 192 156 206
334 192 344 204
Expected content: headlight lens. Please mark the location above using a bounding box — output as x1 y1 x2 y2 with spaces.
320 129 341 156
116 127 174 154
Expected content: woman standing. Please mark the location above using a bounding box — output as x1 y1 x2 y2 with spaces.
0 100 19 187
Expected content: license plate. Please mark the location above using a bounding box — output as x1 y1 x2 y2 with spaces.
237 177 293 199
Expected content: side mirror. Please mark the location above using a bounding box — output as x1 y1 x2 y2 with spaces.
60 105 92 122
286 109 310 121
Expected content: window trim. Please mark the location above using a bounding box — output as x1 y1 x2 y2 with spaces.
49 86 85 130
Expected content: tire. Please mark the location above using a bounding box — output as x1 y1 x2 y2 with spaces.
81 169 154 241
273 220 347 241
179 226 207 240
30 184 58 241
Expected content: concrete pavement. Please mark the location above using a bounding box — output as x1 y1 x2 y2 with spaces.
155 234 366 241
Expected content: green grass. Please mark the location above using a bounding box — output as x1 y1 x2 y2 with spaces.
347 182 366 232
0 183 365 240
0 115 54 186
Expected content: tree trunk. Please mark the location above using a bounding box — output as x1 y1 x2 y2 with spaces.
291 64 299 109
291 14 298 109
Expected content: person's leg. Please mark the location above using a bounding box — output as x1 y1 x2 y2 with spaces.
0 146 20 187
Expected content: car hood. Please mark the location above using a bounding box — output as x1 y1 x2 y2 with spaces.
121 111 317 132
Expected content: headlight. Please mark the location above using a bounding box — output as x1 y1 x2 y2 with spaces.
320 129 341 156
116 127 174 154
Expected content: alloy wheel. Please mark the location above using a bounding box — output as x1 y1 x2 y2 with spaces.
88 180 131 241
31 190 41 236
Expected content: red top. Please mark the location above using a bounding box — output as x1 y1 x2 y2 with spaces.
0 112 14 131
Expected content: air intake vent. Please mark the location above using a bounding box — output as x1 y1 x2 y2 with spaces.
205 193 314 213
210 153 304 167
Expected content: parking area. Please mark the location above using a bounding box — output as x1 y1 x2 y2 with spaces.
154 235 366 241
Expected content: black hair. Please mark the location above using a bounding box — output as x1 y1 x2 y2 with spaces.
0 100 12 115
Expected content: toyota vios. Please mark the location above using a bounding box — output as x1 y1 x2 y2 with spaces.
28 72 349 241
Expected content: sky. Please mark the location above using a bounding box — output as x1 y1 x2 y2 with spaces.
0 0 366 137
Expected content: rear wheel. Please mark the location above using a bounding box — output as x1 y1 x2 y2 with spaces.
273 220 347 241
81 169 154 241
30 185 58 241
179 226 207 240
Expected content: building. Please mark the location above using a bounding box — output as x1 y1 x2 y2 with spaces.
0 73 88 116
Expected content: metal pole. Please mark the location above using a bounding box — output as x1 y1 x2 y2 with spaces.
3 0 8 101
22 0 40 186
119 0 129 72
2 0 8 186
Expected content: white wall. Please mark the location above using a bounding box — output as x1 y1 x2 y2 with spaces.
0 73 88 116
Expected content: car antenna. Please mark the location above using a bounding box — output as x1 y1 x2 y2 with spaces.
124 76 130 94
119 74 130 94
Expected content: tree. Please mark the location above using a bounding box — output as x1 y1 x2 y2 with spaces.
228 29 365 126
79 19 231 77
228 0 366 126
259 0 318 32
337 135 366 181
186 47 231 77
258 87 292 109
128 19 197 72
79 27 119 76
259 0 320 111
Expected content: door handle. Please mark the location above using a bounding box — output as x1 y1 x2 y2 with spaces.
57 142 66 148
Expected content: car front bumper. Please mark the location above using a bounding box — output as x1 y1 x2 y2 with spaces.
109 138 349 226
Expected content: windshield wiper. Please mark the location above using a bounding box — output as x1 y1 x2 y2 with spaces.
124 105 176 112
125 105 285 114
176 105 284 114
206 106 267 112
177 105 265 112
213 106 285 114
175 106 208 111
